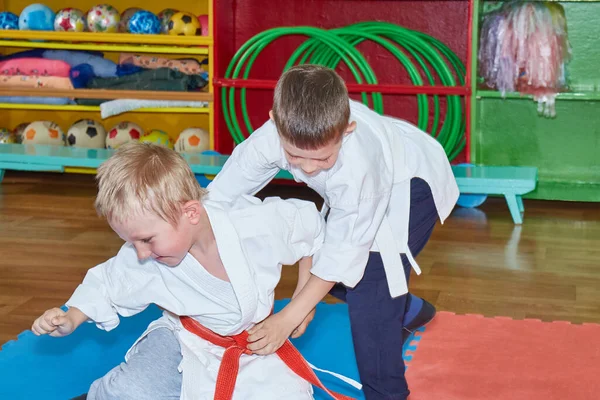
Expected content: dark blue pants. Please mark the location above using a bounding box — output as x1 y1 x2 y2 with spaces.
329 178 438 400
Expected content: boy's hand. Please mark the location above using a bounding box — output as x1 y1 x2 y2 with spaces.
291 307 315 339
32 308 78 337
246 312 297 355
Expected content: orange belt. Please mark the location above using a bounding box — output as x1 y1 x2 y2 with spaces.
180 316 355 400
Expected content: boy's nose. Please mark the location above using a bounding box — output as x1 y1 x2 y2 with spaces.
301 162 319 175
136 248 152 261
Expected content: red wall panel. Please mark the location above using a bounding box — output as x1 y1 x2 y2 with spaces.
215 0 468 161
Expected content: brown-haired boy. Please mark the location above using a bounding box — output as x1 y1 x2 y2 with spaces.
208 64 459 399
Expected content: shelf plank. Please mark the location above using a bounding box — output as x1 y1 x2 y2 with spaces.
0 88 213 102
0 103 210 114
476 90 600 101
0 30 212 46
0 40 209 55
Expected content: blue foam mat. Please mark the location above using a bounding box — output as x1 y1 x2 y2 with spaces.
0 300 422 399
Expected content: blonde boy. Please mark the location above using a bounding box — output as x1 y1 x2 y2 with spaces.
31 142 352 400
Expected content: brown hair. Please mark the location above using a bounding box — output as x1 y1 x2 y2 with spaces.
95 142 207 226
272 65 350 150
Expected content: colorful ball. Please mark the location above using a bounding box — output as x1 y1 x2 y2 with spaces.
19 4 55 31
157 8 178 34
129 10 160 35
140 129 173 148
118 7 141 32
0 12 19 30
12 122 29 143
0 128 17 144
106 121 142 149
174 127 209 153
54 8 86 32
21 121 65 146
167 11 201 36
67 119 106 148
86 4 120 33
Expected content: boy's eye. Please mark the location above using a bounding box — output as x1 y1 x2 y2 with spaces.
141 238 152 244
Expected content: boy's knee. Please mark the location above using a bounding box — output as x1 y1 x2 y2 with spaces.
87 363 152 400
88 328 182 400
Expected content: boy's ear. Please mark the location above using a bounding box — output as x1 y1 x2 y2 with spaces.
182 200 203 224
269 110 274 121
344 121 357 137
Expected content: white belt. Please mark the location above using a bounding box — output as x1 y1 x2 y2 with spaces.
375 216 421 298
321 204 420 299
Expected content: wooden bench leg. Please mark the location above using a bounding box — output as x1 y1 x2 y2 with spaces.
504 194 523 224
0 169 4 183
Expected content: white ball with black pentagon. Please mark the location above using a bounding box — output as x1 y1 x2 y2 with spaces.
67 119 106 148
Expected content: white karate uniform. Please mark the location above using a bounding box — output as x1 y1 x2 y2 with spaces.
66 196 328 400
208 100 460 298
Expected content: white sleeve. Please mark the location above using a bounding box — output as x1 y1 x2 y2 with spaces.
208 124 281 202
65 244 155 331
265 197 326 264
310 187 391 287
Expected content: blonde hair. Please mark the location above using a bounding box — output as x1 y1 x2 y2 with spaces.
95 142 207 226
272 64 350 150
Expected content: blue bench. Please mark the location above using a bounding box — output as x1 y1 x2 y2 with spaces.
452 165 538 224
0 143 291 185
0 144 537 224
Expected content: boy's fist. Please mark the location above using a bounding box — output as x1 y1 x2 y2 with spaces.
32 308 76 337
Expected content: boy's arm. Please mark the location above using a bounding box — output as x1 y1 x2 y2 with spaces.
208 126 281 202
247 273 334 355
293 256 312 298
248 195 390 354
66 244 153 331
31 306 89 337
289 256 317 338
247 198 334 354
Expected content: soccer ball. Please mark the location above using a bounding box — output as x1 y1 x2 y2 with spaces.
140 129 173 149
21 121 65 146
0 12 19 30
106 121 142 149
54 8 86 32
174 127 209 153
128 10 160 35
167 11 201 36
0 128 17 144
67 119 106 148
157 8 178 34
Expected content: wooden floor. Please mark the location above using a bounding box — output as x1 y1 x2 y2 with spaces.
1 171 599 344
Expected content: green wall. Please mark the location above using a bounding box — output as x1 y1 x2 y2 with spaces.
473 2 600 202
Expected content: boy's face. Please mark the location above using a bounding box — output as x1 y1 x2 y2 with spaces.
109 206 197 267
281 138 341 176
279 120 357 176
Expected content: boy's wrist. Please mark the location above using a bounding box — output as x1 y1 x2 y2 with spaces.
66 307 89 328
279 303 305 328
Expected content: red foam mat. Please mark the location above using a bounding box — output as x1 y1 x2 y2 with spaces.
405 312 600 400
